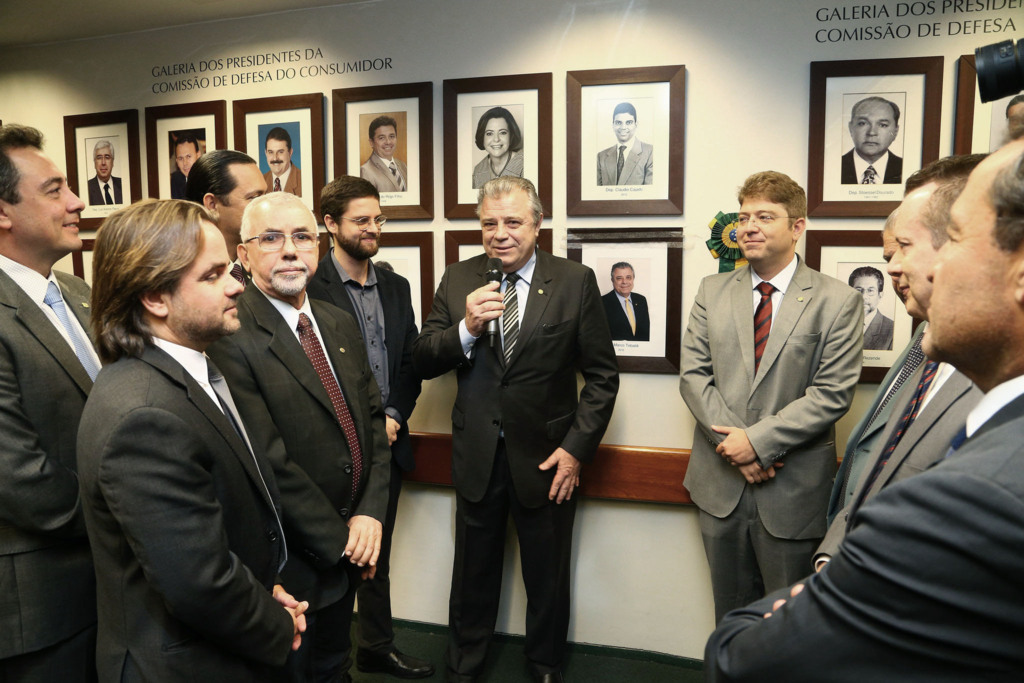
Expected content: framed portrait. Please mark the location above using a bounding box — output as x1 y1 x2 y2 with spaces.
443 73 552 219
144 101 227 200
233 93 326 217
807 57 943 218
444 228 553 266
63 109 141 228
566 65 685 216
52 238 95 285
805 229 919 383
332 82 433 220
567 228 683 374
953 54 1023 155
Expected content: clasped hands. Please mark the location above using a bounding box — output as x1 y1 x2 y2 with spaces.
711 425 782 484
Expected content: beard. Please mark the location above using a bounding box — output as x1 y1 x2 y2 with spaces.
269 264 310 298
338 232 380 260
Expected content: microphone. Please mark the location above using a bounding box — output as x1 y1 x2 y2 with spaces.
485 257 503 347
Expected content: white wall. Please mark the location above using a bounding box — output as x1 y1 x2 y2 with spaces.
1 0 1013 660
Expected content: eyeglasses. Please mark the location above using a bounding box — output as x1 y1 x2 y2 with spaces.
244 231 318 251
736 213 794 228
341 215 387 230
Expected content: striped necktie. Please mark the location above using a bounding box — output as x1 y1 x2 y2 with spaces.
753 281 775 373
502 273 520 363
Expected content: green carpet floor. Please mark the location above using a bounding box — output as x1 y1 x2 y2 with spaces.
350 619 704 682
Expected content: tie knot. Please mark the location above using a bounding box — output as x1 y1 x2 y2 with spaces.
43 280 63 306
756 282 775 297
297 312 312 333
505 273 520 285
619 145 626 152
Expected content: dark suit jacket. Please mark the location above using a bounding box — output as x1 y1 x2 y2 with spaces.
706 393 1024 682
207 286 391 608
680 258 863 540
862 311 894 350
817 366 981 559
601 290 650 342
87 175 123 204
827 325 924 524
307 254 422 471
77 346 293 682
170 170 187 199
413 250 619 508
840 149 903 184
597 140 653 186
0 269 96 659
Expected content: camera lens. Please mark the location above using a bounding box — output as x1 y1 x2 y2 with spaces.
976 39 1024 103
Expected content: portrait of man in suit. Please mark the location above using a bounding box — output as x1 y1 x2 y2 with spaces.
79 199 306 681
414 176 618 683
704 126 1024 683
307 175 434 679
601 260 650 342
596 101 653 186
87 139 123 205
208 191 392 682
360 115 409 194
0 123 98 682
264 125 302 196
840 96 903 185
169 131 202 199
679 170 863 622
848 265 893 351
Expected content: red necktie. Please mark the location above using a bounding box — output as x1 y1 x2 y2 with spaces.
230 263 247 287
274 177 281 192
753 281 775 372
296 313 362 498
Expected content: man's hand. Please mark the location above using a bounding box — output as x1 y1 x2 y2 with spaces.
464 282 504 337
385 415 400 446
763 582 804 619
273 584 308 651
712 425 757 465
737 460 783 484
539 447 581 503
345 515 383 579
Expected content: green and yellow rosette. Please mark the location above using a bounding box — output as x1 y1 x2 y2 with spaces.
706 211 747 273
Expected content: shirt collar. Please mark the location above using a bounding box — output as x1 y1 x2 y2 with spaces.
0 252 59 304
256 284 314 333
331 248 378 288
152 337 211 386
852 150 890 182
510 250 537 286
966 374 1024 437
751 254 798 296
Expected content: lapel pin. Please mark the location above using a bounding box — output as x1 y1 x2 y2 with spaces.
81 302 90 308
797 297 805 302
538 289 545 295
339 347 346 353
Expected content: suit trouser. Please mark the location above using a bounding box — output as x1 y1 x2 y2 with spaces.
446 440 576 679
0 622 97 683
356 457 403 653
277 565 360 683
699 485 819 623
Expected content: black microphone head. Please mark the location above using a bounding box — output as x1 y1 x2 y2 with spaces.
486 257 503 283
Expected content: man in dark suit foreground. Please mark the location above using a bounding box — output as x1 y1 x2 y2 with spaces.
414 177 618 683
208 191 391 683
705 128 1024 681
601 261 650 342
308 176 433 679
0 124 98 681
79 199 307 681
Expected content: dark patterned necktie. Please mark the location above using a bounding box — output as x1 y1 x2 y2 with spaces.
502 273 520 363
274 177 281 192
866 334 925 429
296 312 362 497
862 360 940 494
862 165 877 184
230 263 247 287
753 281 775 373
616 145 626 183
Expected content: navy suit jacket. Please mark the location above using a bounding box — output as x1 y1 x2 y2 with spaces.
307 254 422 471
601 290 650 342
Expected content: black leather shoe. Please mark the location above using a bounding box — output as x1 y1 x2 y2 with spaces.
356 648 435 679
531 672 564 683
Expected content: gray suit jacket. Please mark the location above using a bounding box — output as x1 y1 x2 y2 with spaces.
78 346 293 682
817 365 982 559
360 153 409 193
413 250 619 507
706 393 1024 682
827 324 926 524
207 286 392 609
597 140 653 186
863 311 894 350
680 258 863 540
0 268 96 658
